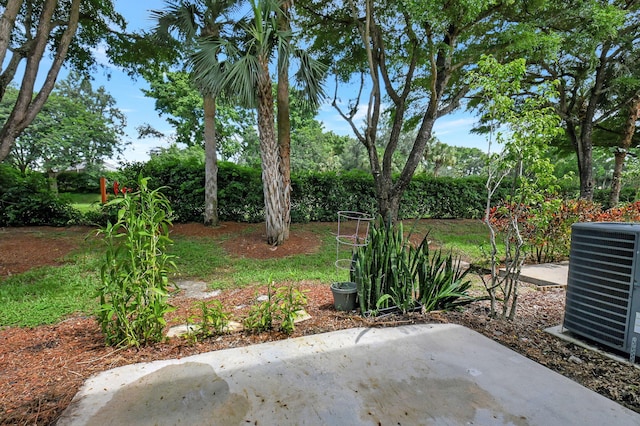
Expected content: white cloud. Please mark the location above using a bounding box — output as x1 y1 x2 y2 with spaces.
318 100 393 137
433 117 477 135
90 43 112 68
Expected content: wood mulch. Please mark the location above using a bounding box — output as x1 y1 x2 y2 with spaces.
0 223 638 425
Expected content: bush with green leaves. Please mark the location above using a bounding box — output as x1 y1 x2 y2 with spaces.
0 166 81 226
118 150 498 223
189 300 232 340
243 283 308 334
97 176 176 347
351 218 474 315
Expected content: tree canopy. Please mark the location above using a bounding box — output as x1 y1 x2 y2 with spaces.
296 0 511 220
494 0 640 200
1 73 125 192
0 0 126 162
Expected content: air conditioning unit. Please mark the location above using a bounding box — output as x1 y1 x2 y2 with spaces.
563 222 640 362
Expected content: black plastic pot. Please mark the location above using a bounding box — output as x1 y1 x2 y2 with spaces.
330 282 358 311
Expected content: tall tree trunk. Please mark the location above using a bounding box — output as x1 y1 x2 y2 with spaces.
277 1 292 240
257 61 284 246
203 94 219 226
576 138 594 200
47 169 59 194
610 95 640 206
567 120 595 201
0 0 81 162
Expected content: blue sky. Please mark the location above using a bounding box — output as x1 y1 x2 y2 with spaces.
89 0 487 164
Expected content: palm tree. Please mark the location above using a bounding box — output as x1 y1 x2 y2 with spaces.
424 138 457 177
152 0 240 227
276 1 292 240
194 0 325 245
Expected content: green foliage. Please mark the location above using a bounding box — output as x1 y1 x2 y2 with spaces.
122 146 206 222
118 150 499 224
57 170 123 193
190 300 232 339
351 218 473 315
218 162 264 222
292 170 377 222
0 167 82 226
401 175 501 220
351 219 416 314
97 176 177 347
141 70 253 159
243 283 308 335
416 247 474 312
469 54 562 320
593 187 637 208
276 285 309 334
2 74 125 185
0 0 126 164
2 148 508 228
243 289 276 333
501 0 640 198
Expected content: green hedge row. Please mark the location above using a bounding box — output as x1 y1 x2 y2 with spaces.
0 165 81 226
118 160 498 223
1 158 508 226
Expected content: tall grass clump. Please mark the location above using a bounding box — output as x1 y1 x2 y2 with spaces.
97 176 176 347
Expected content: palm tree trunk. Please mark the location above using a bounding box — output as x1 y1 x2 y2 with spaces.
257 61 285 246
203 94 219 226
277 1 292 240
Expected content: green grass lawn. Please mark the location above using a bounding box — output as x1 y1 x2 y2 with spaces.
62 192 102 213
402 218 491 265
0 219 494 328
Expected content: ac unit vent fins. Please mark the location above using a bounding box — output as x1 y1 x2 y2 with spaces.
564 224 637 352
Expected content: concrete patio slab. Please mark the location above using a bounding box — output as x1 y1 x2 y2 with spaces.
57 324 639 426
519 262 569 287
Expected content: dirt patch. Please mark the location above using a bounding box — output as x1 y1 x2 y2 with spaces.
0 227 92 277
0 222 639 425
221 229 321 259
0 223 323 277
170 222 322 259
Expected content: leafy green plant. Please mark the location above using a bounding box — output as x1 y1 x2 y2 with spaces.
351 219 417 314
243 283 308 334
97 176 177 347
243 286 276 333
0 173 82 226
351 217 474 315
192 300 232 338
276 285 308 334
413 239 474 311
469 55 561 320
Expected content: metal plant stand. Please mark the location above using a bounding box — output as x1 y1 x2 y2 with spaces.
335 211 373 275
330 211 373 311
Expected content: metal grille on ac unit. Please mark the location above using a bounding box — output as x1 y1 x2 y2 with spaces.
563 222 640 361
